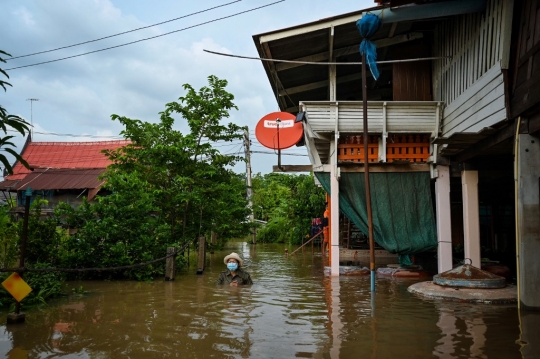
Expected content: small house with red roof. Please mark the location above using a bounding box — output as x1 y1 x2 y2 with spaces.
0 138 130 209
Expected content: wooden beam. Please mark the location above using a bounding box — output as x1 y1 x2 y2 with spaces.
279 73 362 96
529 111 540 134
275 33 424 71
272 165 313 172
261 42 289 111
339 163 430 172
258 13 364 44
196 236 206 275
453 122 515 163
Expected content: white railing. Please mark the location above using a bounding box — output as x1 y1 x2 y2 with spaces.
300 101 442 135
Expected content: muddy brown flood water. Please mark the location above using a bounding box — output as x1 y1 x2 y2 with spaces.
0 242 538 358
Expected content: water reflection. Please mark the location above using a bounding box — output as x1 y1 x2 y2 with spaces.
0 243 537 358
433 306 490 359
327 276 342 359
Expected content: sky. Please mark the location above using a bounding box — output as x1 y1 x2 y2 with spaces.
1 0 375 179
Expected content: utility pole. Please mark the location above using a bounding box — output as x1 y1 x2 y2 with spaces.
244 128 256 244
26 98 38 138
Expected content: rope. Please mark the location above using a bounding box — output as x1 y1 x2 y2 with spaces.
203 49 452 65
0 240 193 273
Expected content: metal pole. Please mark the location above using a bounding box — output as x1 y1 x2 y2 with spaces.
244 128 256 244
276 119 282 170
362 54 376 292
15 188 32 314
26 98 38 138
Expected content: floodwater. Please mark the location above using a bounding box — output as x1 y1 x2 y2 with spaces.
0 242 538 359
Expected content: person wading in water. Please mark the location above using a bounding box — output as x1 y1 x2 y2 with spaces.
216 252 253 286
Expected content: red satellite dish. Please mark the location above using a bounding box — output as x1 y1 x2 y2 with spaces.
255 112 303 150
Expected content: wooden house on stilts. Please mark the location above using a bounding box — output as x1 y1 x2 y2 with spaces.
252 0 540 309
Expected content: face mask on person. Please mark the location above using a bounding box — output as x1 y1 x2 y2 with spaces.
227 262 238 271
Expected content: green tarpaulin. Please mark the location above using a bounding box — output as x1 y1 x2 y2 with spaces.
315 171 437 266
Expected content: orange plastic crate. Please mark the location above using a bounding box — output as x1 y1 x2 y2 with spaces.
338 135 379 163
386 134 430 163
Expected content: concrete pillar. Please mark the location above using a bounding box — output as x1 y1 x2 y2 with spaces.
461 170 481 268
330 141 340 277
435 165 453 273
517 133 540 309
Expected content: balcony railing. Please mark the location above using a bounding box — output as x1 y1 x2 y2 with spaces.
300 101 442 167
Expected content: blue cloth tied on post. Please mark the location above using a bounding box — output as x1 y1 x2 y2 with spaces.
356 13 381 80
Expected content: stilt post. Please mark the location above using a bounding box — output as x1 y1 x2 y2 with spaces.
165 247 176 281
196 236 206 274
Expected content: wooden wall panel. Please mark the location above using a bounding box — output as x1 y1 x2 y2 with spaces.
511 0 540 117
392 42 432 101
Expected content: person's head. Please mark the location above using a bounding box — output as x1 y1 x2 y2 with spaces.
224 252 243 272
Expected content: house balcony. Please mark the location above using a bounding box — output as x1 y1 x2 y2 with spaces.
300 101 443 172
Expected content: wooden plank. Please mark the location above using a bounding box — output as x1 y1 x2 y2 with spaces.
339 163 430 172
453 122 515 163
196 236 206 275
261 42 288 111
444 89 505 135
443 76 504 132
275 33 424 72
272 165 313 172
444 63 502 120
511 70 540 116
479 9 486 77
486 0 494 70
279 72 362 96
449 107 506 135
459 16 464 95
165 247 176 281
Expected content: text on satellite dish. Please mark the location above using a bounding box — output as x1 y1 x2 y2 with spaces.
264 120 294 128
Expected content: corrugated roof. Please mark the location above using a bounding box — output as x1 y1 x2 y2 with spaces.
6 140 130 180
0 179 20 191
8 168 107 191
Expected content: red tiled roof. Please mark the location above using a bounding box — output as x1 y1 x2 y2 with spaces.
2 168 106 191
6 140 130 180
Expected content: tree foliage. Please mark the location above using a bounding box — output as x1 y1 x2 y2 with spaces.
45 75 251 280
252 173 326 244
0 50 31 175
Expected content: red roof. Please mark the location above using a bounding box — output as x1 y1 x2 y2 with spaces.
6 140 130 181
4 168 106 191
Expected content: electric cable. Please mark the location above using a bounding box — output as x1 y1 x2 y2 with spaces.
5 0 285 71
7 0 242 60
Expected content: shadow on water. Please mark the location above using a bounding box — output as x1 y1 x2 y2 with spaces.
0 242 538 358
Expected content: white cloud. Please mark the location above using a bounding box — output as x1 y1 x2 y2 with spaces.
13 7 35 26
1 0 375 177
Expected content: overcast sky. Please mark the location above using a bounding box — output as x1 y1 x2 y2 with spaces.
1 0 375 178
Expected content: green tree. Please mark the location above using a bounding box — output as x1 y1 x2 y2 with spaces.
252 173 325 244
52 75 250 280
0 50 31 175
104 75 248 242
0 204 19 268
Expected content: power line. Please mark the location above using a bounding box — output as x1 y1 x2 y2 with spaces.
7 1 242 60
204 49 453 66
5 129 124 138
5 0 285 71
251 150 307 156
